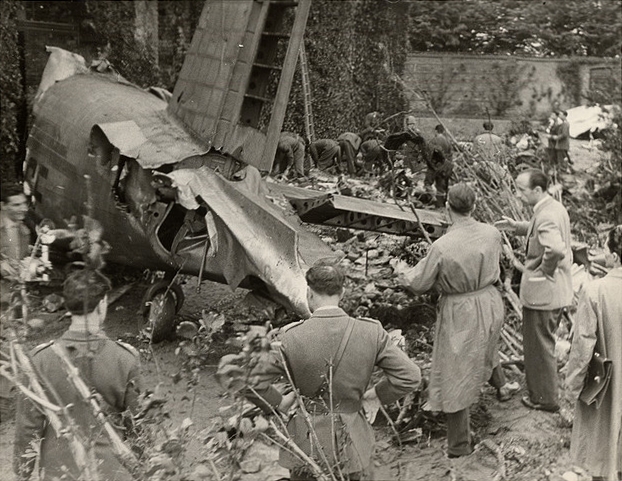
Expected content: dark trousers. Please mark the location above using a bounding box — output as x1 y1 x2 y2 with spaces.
523 307 562 407
446 365 506 456
446 409 472 457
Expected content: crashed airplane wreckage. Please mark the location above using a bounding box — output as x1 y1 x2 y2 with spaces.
24 0 446 340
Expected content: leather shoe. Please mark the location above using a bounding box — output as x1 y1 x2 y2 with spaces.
521 395 559 412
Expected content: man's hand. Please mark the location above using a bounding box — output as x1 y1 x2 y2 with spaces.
362 387 381 424
494 216 519 232
277 391 296 415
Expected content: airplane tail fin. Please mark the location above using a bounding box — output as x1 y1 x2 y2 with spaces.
168 0 311 172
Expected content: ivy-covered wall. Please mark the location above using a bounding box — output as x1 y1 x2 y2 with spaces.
0 0 24 183
283 0 411 138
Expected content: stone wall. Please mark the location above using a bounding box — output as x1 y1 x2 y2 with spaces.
403 53 621 121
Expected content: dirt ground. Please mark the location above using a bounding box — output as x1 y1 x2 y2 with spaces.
0 138 606 480
0 278 588 481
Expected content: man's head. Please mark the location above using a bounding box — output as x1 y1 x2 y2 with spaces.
1 183 28 223
63 269 112 317
515 169 549 206
405 115 418 134
434 124 445 135
605 225 622 266
447 183 476 216
305 259 345 312
483 121 494 132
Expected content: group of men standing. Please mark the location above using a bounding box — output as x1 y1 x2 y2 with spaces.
5 163 618 480
238 167 589 478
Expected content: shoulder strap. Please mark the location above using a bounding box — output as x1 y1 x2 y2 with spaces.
332 316 355 374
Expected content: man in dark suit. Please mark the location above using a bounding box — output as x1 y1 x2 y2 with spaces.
245 260 421 480
551 110 572 170
424 125 454 207
495 169 573 412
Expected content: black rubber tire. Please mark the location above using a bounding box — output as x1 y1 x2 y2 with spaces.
144 291 177 343
141 281 185 315
141 281 185 343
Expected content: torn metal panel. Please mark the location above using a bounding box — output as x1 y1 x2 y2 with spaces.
36 72 209 170
267 183 448 239
95 121 148 159
166 167 334 318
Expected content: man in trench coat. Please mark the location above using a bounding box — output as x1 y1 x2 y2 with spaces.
395 183 518 457
246 260 421 480
565 225 622 481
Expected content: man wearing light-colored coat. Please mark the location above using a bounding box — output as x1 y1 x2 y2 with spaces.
396 183 515 457
565 227 622 481
496 169 573 411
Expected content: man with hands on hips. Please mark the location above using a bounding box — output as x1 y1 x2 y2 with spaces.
240 259 420 480
495 168 573 412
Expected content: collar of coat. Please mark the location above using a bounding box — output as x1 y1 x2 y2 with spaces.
61 330 109 342
607 267 622 279
533 194 554 215
310 306 348 319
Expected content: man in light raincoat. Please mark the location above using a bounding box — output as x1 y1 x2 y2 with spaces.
395 183 518 457
565 225 622 481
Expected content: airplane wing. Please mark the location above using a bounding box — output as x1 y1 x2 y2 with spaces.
166 166 334 318
267 183 448 239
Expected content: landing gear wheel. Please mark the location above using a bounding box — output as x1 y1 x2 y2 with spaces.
141 281 185 343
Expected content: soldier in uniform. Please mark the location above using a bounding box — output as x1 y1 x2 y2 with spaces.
246 259 421 480
14 269 143 481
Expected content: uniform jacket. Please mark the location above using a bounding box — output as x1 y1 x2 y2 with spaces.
427 133 452 163
275 136 305 171
516 195 573 310
399 218 505 412
337 132 362 152
565 268 622 480
14 330 143 481
251 307 420 474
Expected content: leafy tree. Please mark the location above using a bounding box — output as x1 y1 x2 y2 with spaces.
409 0 622 57
84 1 161 88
